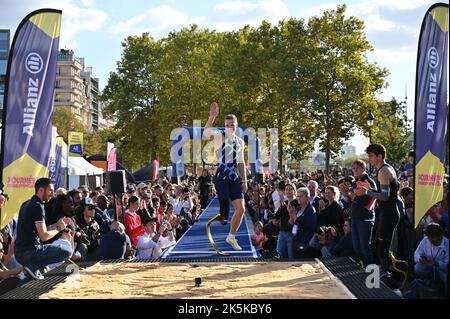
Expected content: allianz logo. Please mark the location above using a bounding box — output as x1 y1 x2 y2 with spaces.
25 52 43 74
427 47 439 69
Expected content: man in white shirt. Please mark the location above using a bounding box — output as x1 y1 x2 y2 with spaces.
414 223 448 287
137 218 175 259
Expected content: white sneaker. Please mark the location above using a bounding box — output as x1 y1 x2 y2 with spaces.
18 271 27 280
24 266 45 280
225 237 242 251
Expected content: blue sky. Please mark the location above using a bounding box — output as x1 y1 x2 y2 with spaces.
0 0 445 154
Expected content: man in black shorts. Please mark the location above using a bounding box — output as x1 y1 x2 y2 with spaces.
355 144 400 275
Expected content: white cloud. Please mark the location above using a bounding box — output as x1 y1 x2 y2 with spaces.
110 0 291 38
0 0 107 49
373 0 434 11
81 0 95 7
212 0 290 30
109 5 190 38
368 46 416 64
298 3 339 20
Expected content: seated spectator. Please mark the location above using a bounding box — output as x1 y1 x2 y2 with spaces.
99 222 128 260
330 219 354 258
14 178 73 280
74 197 102 261
438 186 449 238
251 221 264 250
260 224 278 256
94 195 113 235
89 191 100 205
0 237 24 280
68 189 83 207
124 196 145 249
49 194 75 226
46 228 78 270
55 188 67 196
414 223 448 290
308 226 337 258
137 218 174 259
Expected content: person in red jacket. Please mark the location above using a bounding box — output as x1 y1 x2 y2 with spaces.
124 196 145 248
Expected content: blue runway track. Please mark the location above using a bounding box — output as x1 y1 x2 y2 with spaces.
162 197 259 259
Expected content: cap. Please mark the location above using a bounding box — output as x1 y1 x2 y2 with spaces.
84 197 96 209
137 182 148 189
126 185 136 193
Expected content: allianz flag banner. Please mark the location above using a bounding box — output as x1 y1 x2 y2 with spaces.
53 136 64 189
0 9 62 229
48 126 57 181
68 131 83 157
414 3 448 227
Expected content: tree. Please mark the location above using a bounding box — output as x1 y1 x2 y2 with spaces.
53 106 85 141
304 5 388 174
371 98 411 165
101 33 165 169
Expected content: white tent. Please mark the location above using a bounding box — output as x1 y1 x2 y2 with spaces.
60 141 104 189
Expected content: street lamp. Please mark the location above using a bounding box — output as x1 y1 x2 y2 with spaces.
366 109 375 175
367 109 375 144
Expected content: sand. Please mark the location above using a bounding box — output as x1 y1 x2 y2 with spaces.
40 261 352 299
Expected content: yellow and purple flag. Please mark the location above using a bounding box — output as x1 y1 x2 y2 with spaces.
0 9 62 229
414 3 448 227
68 131 83 157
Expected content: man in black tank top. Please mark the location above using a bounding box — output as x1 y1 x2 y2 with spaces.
355 144 400 273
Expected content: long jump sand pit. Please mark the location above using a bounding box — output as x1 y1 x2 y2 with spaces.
40 261 353 299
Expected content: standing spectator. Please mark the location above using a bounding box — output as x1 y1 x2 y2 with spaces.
317 186 344 231
124 196 145 248
350 160 376 266
198 169 212 209
307 180 321 213
274 183 296 259
291 187 317 257
338 176 355 218
272 180 283 215
136 182 149 199
15 178 72 280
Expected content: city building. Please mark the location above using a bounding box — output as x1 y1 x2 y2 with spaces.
56 49 107 131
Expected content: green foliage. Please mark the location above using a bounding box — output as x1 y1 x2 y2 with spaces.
100 5 388 172
371 98 411 164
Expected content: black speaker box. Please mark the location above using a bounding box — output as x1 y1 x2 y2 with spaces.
105 170 126 194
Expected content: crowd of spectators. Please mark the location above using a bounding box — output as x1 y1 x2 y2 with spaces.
0 148 448 298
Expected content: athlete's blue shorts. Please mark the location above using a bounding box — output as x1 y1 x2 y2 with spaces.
214 176 243 201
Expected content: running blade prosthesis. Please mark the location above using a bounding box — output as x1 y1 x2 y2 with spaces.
206 213 229 256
